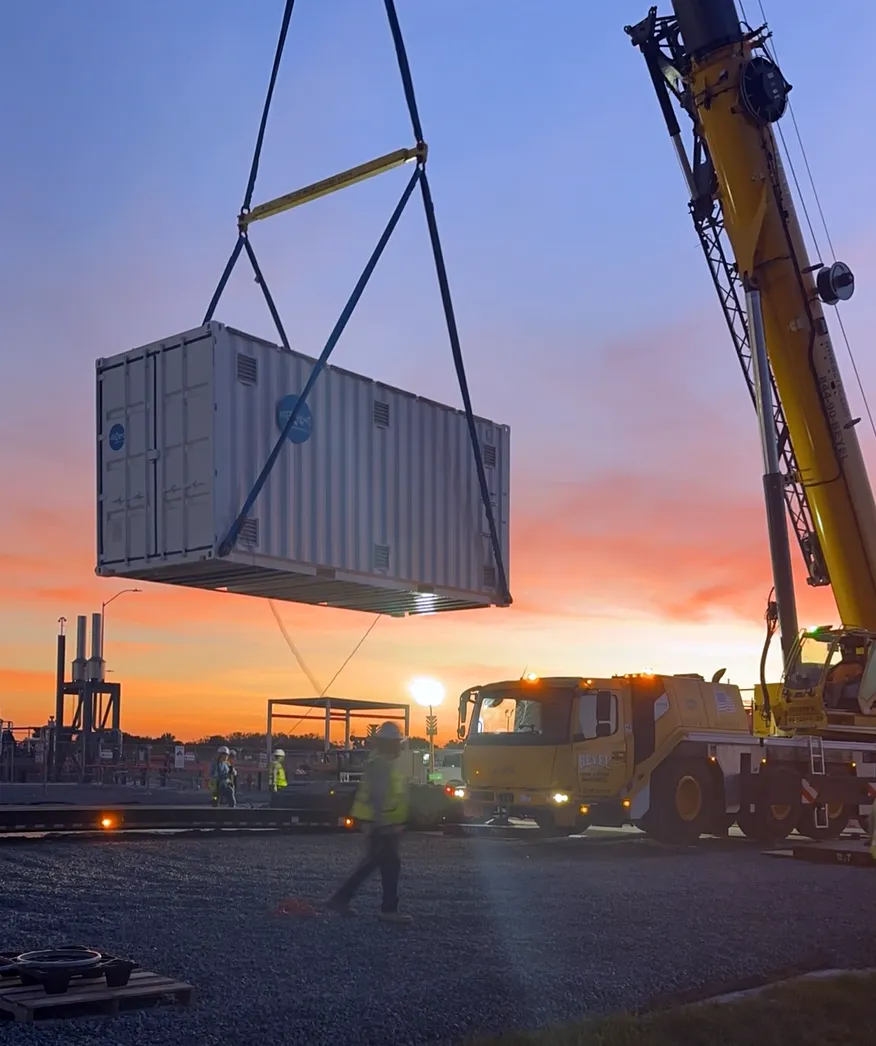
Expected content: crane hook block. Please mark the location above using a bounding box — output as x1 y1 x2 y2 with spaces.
816 261 855 306
739 56 790 125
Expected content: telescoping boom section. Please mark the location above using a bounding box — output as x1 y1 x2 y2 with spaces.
630 0 876 632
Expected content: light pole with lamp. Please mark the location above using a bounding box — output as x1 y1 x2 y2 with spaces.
100 588 142 662
407 676 445 784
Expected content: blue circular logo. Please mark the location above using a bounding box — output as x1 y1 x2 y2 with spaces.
108 424 125 452
276 394 313 445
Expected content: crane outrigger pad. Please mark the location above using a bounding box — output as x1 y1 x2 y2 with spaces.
764 838 874 867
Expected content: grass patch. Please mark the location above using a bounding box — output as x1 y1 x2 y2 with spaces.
468 972 876 1046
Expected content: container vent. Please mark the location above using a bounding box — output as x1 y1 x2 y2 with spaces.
482 444 497 469
373 401 390 428
237 354 258 385
482 565 497 589
239 517 259 546
374 543 391 571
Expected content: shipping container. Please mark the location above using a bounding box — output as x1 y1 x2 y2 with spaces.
95 321 510 616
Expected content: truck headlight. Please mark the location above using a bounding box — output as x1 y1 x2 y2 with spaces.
552 792 569 804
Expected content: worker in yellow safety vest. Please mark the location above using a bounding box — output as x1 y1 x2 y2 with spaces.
323 721 412 924
270 748 288 792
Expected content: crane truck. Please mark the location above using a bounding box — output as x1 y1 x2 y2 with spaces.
455 0 876 846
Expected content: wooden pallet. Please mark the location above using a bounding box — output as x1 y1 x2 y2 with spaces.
0 969 194 1023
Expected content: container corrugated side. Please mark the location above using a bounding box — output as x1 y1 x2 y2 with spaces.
96 321 510 616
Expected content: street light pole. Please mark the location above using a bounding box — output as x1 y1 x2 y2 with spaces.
407 676 445 786
426 706 438 782
100 588 142 661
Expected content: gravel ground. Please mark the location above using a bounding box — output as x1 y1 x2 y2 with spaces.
3 832 876 1044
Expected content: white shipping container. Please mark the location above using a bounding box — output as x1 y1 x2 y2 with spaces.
96 322 511 616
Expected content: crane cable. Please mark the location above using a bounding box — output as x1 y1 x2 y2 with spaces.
267 600 381 737
268 599 323 695
742 0 876 446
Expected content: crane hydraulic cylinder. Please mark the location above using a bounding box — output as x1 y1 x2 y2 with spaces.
746 284 797 664
672 0 876 631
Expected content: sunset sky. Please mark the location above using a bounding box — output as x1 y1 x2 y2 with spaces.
2 1 876 742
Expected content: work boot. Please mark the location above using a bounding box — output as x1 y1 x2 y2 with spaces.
321 898 357 916
378 911 412 925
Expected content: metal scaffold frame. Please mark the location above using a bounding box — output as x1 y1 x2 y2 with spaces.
201 0 511 607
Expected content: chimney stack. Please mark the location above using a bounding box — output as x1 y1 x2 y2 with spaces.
86 612 105 682
72 615 87 682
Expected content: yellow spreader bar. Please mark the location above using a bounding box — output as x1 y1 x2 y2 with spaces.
239 143 427 229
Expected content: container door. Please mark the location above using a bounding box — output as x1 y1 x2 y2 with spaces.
98 354 157 564
155 336 214 556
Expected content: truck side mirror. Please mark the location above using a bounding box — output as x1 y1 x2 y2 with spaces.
457 692 470 736
595 690 615 737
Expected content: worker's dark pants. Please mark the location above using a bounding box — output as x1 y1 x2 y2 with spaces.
215 780 236 808
330 827 401 913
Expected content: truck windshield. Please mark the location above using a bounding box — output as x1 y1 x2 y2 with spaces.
785 635 837 689
467 689 573 746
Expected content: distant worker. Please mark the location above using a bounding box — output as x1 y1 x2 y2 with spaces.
209 745 236 808
270 749 288 792
323 722 412 924
825 637 868 710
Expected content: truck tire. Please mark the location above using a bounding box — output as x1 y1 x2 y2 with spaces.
643 759 713 844
736 766 800 844
797 802 851 840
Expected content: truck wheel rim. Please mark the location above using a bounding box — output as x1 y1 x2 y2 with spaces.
675 776 702 822
770 804 792 820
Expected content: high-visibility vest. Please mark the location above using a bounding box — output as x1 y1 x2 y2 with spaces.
271 760 287 790
350 756 409 825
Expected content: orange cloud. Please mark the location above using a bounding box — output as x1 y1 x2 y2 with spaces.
510 469 838 627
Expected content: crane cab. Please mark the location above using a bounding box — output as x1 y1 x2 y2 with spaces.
754 626 876 738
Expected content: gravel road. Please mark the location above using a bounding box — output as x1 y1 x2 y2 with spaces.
3 831 876 1044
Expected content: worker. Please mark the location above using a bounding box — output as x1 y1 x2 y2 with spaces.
323 721 412 924
270 748 288 792
209 745 236 808
825 637 868 710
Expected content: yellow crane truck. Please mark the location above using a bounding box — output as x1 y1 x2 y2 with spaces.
456 0 876 845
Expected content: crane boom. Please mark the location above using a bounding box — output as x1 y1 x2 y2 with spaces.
628 1 876 632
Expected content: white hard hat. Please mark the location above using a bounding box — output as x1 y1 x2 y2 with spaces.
376 721 403 740
273 748 285 757
217 745 230 755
